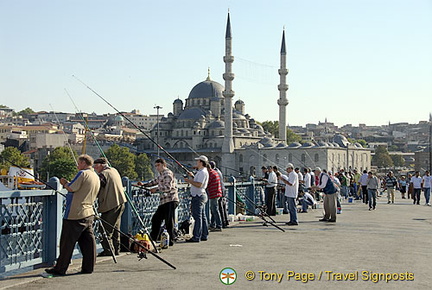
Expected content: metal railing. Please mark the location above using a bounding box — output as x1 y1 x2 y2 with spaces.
0 176 266 275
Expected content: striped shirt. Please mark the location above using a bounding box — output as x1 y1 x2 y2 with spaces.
207 168 222 199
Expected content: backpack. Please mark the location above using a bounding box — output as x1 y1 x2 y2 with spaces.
321 174 337 194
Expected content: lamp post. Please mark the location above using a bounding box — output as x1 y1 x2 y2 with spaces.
154 105 162 157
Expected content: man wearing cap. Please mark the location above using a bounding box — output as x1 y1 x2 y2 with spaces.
93 158 127 256
313 167 337 222
45 154 100 276
185 155 209 242
138 158 179 246
279 163 299 226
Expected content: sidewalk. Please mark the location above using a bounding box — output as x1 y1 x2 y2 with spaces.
1 195 431 289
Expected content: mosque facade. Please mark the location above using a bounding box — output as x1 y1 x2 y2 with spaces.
137 13 371 176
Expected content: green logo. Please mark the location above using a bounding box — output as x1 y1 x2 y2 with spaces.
220 267 237 285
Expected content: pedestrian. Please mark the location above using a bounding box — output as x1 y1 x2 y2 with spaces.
207 162 223 232
366 171 379 210
313 167 337 222
138 158 179 246
421 170 431 206
45 154 100 276
384 171 398 204
359 170 369 204
352 169 361 200
265 166 277 216
411 171 422 205
279 163 299 226
299 191 316 213
184 155 209 242
399 176 407 199
93 158 127 256
210 161 230 228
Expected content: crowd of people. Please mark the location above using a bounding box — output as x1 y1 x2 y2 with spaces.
45 152 432 276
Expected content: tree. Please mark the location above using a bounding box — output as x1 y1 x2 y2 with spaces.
39 147 78 181
104 144 137 179
372 145 393 168
17 107 35 116
347 138 367 148
390 155 405 167
258 120 302 143
259 120 279 137
0 147 30 171
135 153 154 181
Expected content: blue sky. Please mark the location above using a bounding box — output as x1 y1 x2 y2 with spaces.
1 0 431 126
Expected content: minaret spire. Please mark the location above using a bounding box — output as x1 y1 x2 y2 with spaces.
222 11 235 174
277 28 289 142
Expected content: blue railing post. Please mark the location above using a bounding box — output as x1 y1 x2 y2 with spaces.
247 176 255 213
228 176 236 215
43 177 63 265
121 177 132 235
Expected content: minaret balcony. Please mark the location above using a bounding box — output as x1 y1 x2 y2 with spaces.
278 84 289 91
223 90 235 98
223 72 235 81
277 98 289 106
223 56 234 63
278 68 288 75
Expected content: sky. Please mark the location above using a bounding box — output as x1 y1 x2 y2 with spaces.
1 0 431 127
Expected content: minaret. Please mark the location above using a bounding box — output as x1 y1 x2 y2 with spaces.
277 29 289 142
222 12 235 154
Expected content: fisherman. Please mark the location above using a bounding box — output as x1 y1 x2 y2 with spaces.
45 154 100 275
93 158 127 256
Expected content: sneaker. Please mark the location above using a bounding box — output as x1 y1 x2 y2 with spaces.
328 220 336 222
387 201 391 204
319 218 328 222
185 238 199 243
97 251 112 257
427 203 431 206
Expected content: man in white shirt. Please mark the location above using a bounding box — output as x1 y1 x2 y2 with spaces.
265 166 277 216
411 171 422 205
279 163 299 226
359 170 369 204
421 171 431 206
185 155 209 242
300 191 316 213
302 168 311 191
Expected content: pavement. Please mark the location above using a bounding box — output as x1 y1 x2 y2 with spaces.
1 193 431 290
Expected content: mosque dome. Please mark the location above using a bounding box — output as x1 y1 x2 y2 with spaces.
234 99 244 105
114 115 124 122
178 107 207 120
173 98 183 104
288 142 301 148
207 120 225 129
188 79 224 100
233 112 247 119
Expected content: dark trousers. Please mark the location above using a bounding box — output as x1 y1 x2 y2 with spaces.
100 203 125 254
265 187 276 216
150 201 179 243
361 186 368 204
413 188 421 205
54 216 96 274
218 196 229 227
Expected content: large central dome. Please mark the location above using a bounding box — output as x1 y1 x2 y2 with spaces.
188 79 224 99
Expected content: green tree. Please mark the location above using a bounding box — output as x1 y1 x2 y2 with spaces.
104 144 137 179
286 128 302 143
259 120 279 137
372 145 394 168
390 155 405 167
347 138 367 148
135 153 154 180
40 147 78 180
0 104 8 108
17 107 35 116
0 147 30 171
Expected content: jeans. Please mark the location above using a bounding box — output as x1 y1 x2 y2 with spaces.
424 188 431 204
301 199 313 212
368 189 377 209
341 186 349 198
209 197 222 229
413 188 421 204
286 197 298 223
191 194 209 241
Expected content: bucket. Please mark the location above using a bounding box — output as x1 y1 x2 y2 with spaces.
348 197 353 203
276 208 284 215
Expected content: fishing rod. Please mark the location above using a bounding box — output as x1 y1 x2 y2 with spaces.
72 76 191 175
0 156 176 269
65 88 160 253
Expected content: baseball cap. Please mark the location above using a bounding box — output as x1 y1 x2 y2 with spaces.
194 155 208 162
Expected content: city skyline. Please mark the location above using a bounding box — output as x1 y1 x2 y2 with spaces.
1 0 431 127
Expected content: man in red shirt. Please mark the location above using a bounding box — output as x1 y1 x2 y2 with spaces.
207 162 223 231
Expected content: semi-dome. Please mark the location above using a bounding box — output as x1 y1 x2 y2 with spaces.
207 120 225 129
288 142 301 148
188 79 224 100
178 107 206 120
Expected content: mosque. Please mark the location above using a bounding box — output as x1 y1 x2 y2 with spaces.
137 13 371 177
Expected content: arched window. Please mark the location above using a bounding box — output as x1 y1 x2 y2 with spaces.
301 154 306 162
275 154 280 164
239 154 243 163
288 153 292 162
314 153 319 162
